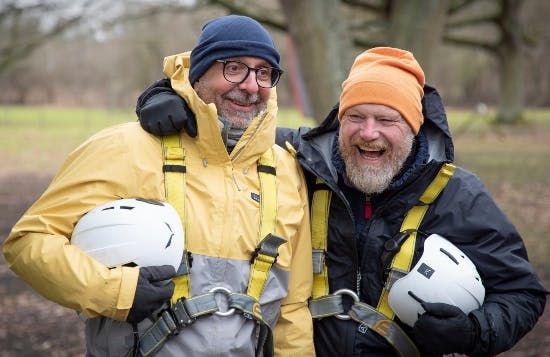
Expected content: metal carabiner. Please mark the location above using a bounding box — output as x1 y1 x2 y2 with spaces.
209 286 236 317
333 288 360 320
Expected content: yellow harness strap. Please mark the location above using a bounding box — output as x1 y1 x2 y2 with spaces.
161 134 191 304
247 148 282 302
310 163 456 317
311 177 332 299
377 163 456 318
163 134 281 304
139 139 281 357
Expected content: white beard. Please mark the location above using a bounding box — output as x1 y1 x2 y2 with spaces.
339 132 414 194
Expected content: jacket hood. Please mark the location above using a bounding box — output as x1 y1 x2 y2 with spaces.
163 52 278 165
303 83 454 163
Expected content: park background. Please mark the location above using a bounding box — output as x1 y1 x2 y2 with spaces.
1 1 549 355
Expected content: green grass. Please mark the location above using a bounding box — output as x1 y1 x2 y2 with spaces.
447 108 550 187
0 106 134 173
0 105 316 173
1 105 549 277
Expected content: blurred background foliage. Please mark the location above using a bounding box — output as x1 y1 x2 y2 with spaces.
1 2 550 355
1 0 549 124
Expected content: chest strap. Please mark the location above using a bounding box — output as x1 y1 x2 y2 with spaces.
132 137 282 357
308 163 456 357
161 134 192 304
311 178 331 299
377 163 456 319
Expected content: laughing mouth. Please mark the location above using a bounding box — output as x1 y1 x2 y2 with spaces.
357 146 385 159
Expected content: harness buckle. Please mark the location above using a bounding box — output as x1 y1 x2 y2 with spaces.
168 297 193 335
249 233 287 264
381 229 416 279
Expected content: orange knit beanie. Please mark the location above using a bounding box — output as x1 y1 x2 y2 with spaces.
338 47 425 134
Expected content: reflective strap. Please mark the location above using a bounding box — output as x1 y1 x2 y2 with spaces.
311 178 331 299
377 163 456 319
309 295 420 357
229 292 274 357
137 292 275 357
161 134 191 303
309 295 344 319
349 302 420 357
136 293 220 356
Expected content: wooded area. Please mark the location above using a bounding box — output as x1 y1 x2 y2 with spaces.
1 0 549 124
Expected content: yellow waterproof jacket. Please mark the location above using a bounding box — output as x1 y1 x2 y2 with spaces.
4 52 314 356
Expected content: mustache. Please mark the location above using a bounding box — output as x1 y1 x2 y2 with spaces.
223 90 261 105
352 141 388 151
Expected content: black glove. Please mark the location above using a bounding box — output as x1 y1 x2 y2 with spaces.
413 302 479 356
126 265 176 324
136 78 197 137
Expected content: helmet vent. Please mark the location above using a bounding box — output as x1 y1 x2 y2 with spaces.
439 248 458 265
165 222 174 248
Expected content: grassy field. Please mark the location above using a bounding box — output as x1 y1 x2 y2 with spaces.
1 107 549 255
0 106 316 174
0 105 548 355
1 105 548 269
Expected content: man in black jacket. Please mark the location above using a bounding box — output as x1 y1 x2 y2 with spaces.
135 47 547 356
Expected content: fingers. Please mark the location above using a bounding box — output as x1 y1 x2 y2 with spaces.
421 302 462 317
183 105 198 137
142 265 176 282
156 280 175 300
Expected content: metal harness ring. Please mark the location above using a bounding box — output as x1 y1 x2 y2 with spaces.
209 286 236 317
334 288 359 320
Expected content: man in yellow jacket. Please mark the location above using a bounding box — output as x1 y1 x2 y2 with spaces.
3 15 314 356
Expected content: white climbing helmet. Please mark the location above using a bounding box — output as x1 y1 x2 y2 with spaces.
388 234 485 327
71 198 184 271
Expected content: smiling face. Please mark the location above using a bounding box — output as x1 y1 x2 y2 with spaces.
193 56 272 129
338 103 415 194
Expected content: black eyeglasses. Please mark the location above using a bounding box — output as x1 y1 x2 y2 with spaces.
216 60 283 88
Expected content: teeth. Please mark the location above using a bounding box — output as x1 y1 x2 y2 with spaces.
359 147 379 152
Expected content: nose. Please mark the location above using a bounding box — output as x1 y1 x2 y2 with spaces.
358 118 381 140
238 70 260 93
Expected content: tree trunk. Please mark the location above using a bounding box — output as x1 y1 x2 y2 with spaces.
388 0 450 81
496 0 524 124
279 0 354 122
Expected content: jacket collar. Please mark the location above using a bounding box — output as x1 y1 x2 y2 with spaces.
162 51 277 166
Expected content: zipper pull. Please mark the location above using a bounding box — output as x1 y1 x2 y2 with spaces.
356 271 361 298
364 195 372 219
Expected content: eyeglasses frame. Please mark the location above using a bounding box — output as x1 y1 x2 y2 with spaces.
215 59 283 88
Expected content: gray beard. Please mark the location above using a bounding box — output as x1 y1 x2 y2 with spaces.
345 159 400 194
340 134 414 194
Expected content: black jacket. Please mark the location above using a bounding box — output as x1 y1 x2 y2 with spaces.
277 85 547 356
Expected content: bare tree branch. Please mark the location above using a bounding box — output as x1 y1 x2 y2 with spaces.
0 1 91 74
447 0 481 15
442 34 497 52
341 0 388 14
208 0 287 31
446 13 499 29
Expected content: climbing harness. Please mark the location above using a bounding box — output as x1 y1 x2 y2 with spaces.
308 163 456 357
129 134 284 357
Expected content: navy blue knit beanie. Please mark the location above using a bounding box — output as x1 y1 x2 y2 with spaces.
189 15 280 84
